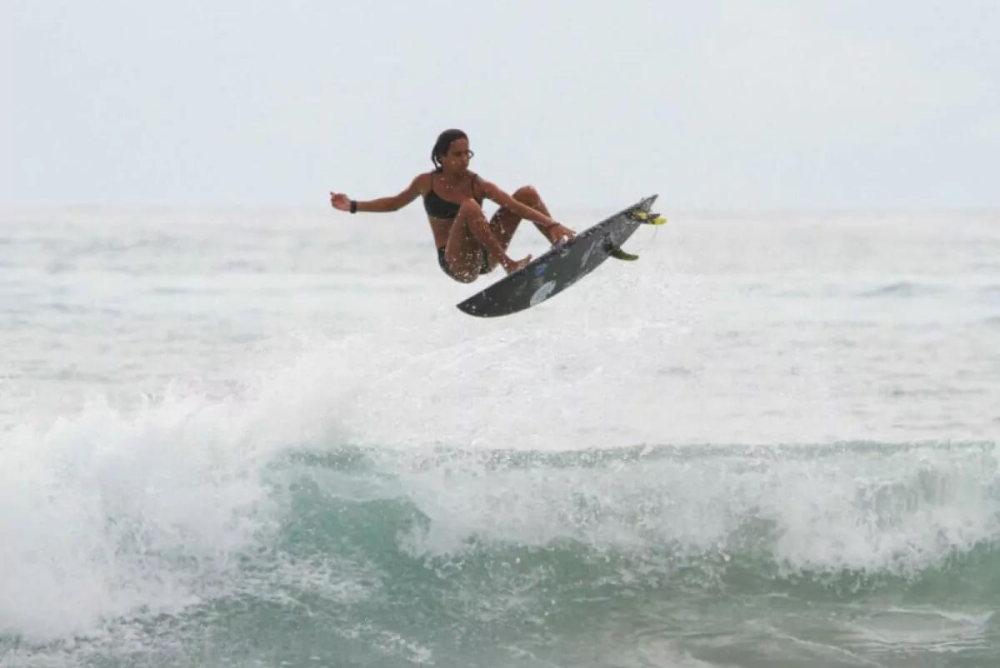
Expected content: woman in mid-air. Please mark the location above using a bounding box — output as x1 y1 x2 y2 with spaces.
329 129 575 283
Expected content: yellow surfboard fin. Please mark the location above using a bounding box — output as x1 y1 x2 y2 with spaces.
632 210 666 225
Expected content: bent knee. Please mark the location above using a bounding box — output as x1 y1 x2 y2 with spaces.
446 268 477 284
513 185 540 204
458 198 483 215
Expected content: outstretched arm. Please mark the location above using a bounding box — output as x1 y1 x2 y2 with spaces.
330 175 424 214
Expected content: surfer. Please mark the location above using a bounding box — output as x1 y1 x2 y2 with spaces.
329 129 575 283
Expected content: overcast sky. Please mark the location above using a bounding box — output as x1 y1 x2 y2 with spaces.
3 0 998 209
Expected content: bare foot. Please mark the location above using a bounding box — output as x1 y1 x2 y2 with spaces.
503 255 532 275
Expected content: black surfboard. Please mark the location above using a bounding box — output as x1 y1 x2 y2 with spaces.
456 195 660 317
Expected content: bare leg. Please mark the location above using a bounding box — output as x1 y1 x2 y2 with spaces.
444 199 531 282
491 184 562 246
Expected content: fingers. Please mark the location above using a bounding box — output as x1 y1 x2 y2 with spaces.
330 192 351 211
329 193 351 210
554 222 576 238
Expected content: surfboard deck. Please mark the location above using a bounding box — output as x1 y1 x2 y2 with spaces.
456 195 660 317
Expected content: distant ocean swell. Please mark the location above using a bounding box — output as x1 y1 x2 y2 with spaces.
857 280 1000 300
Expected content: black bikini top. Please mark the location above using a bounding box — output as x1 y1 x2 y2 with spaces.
423 173 482 219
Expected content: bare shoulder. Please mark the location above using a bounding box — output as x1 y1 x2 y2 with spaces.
391 174 430 208
476 176 507 201
474 173 499 194
415 172 435 194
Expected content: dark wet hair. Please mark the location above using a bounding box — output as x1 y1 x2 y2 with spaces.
431 129 468 172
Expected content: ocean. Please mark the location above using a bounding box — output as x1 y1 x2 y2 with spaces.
1 203 999 667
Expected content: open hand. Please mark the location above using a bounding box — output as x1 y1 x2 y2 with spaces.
330 192 351 211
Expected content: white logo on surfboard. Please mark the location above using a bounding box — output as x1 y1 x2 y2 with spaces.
580 240 596 268
529 281 557 306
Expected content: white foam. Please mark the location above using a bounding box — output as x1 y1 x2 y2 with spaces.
384 442 1000 575
0 355 354 641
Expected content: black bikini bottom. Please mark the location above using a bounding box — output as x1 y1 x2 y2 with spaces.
437 246 491 280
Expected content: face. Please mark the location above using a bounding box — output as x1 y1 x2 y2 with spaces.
439 137 474 174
